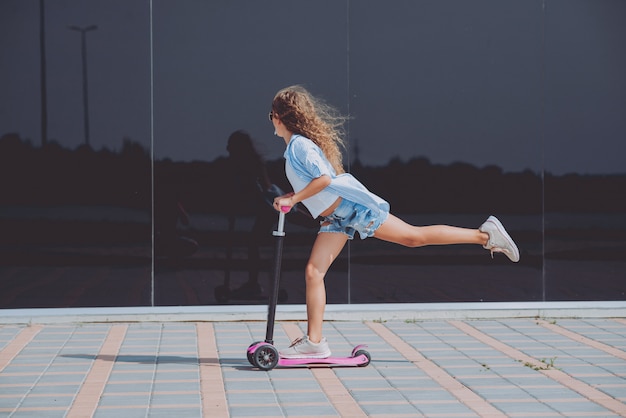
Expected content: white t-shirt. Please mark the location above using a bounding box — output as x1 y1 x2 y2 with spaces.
284 134 389 219
285 159 339 218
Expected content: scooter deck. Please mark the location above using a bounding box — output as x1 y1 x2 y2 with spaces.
248 342 370 368
279 353 368 367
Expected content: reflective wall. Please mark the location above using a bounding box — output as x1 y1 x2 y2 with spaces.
1 0 624 308
1 0 153 308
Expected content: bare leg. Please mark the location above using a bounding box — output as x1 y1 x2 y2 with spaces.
305 232 349 343
374 214 489 247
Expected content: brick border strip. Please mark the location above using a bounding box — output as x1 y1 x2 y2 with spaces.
367 321 507 418
282 322 368 417
66 324 128 418
449 320 626 416
197 322 229 418
0 325 42 373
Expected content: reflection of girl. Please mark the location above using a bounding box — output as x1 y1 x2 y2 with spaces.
225 131 274 298
270 85 519 359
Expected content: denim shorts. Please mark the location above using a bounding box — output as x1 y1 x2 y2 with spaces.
319 199 388 240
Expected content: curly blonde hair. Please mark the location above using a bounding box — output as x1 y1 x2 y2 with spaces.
272 85 347 174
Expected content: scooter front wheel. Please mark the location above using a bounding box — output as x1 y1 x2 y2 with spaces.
247 341 262 365
354 349 371 367
251 344 279 370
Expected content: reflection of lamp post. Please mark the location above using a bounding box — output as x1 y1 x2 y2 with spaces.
68 24 97 147
40 0 47 146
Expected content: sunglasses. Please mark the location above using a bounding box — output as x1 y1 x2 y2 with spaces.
268 111 275 121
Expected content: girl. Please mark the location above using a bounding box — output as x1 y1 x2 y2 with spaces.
270 85 519 359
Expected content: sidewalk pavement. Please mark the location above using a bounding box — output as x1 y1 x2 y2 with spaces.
1 315 625 417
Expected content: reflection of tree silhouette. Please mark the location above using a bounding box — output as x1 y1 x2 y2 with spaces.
0 134 151 210
1 133 625 216
352 156 545 214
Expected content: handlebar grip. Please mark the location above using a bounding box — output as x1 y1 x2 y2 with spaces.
274 211 286 236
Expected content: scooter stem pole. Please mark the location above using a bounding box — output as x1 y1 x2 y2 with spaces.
265 210 286 345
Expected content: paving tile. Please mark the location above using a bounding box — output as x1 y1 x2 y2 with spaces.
147 407 202 417
548 399 616 414
19 394 75 408
229 405 285 417
104 381 154 392
275 390 329 404
281 404 338 416
1 365 49 374
472 386 534 399
0 396 22 409
46 364 92 374
98 394 150 406
341 379 392 390
598 385 626 399
361 402 422 416
350 388 408 402
491 400 558 414
375 366 429 378
107 371 153 381
11 411 67 418
224 378 274 391
523 386 583 399
28 384 81 395
8 356 50 365
386 377 444 389
402 388 457 402
93 408 148 418
416 401 478 416
270 378 322 391
0 375 39 385
150 393 201 405
227 391 281 406
152 381 199 392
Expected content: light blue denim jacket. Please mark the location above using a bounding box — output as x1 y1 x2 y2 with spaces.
283 134 390 219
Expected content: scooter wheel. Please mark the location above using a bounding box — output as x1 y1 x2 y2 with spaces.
354 349 371 367
247 341 262 365
251 344 279 371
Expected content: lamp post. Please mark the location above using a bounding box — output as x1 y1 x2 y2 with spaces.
68 24 97 147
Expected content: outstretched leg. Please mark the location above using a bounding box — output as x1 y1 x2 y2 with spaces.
374 214 520 262
374 214 488 247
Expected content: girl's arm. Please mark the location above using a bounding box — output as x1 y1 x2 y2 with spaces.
273 175 331 211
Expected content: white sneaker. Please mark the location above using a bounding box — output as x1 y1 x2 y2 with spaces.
279 336 331 359
479 216 520 263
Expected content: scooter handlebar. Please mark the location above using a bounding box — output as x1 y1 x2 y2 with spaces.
273 209 287 236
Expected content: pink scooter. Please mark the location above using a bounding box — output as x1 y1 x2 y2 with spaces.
247 208 371 370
